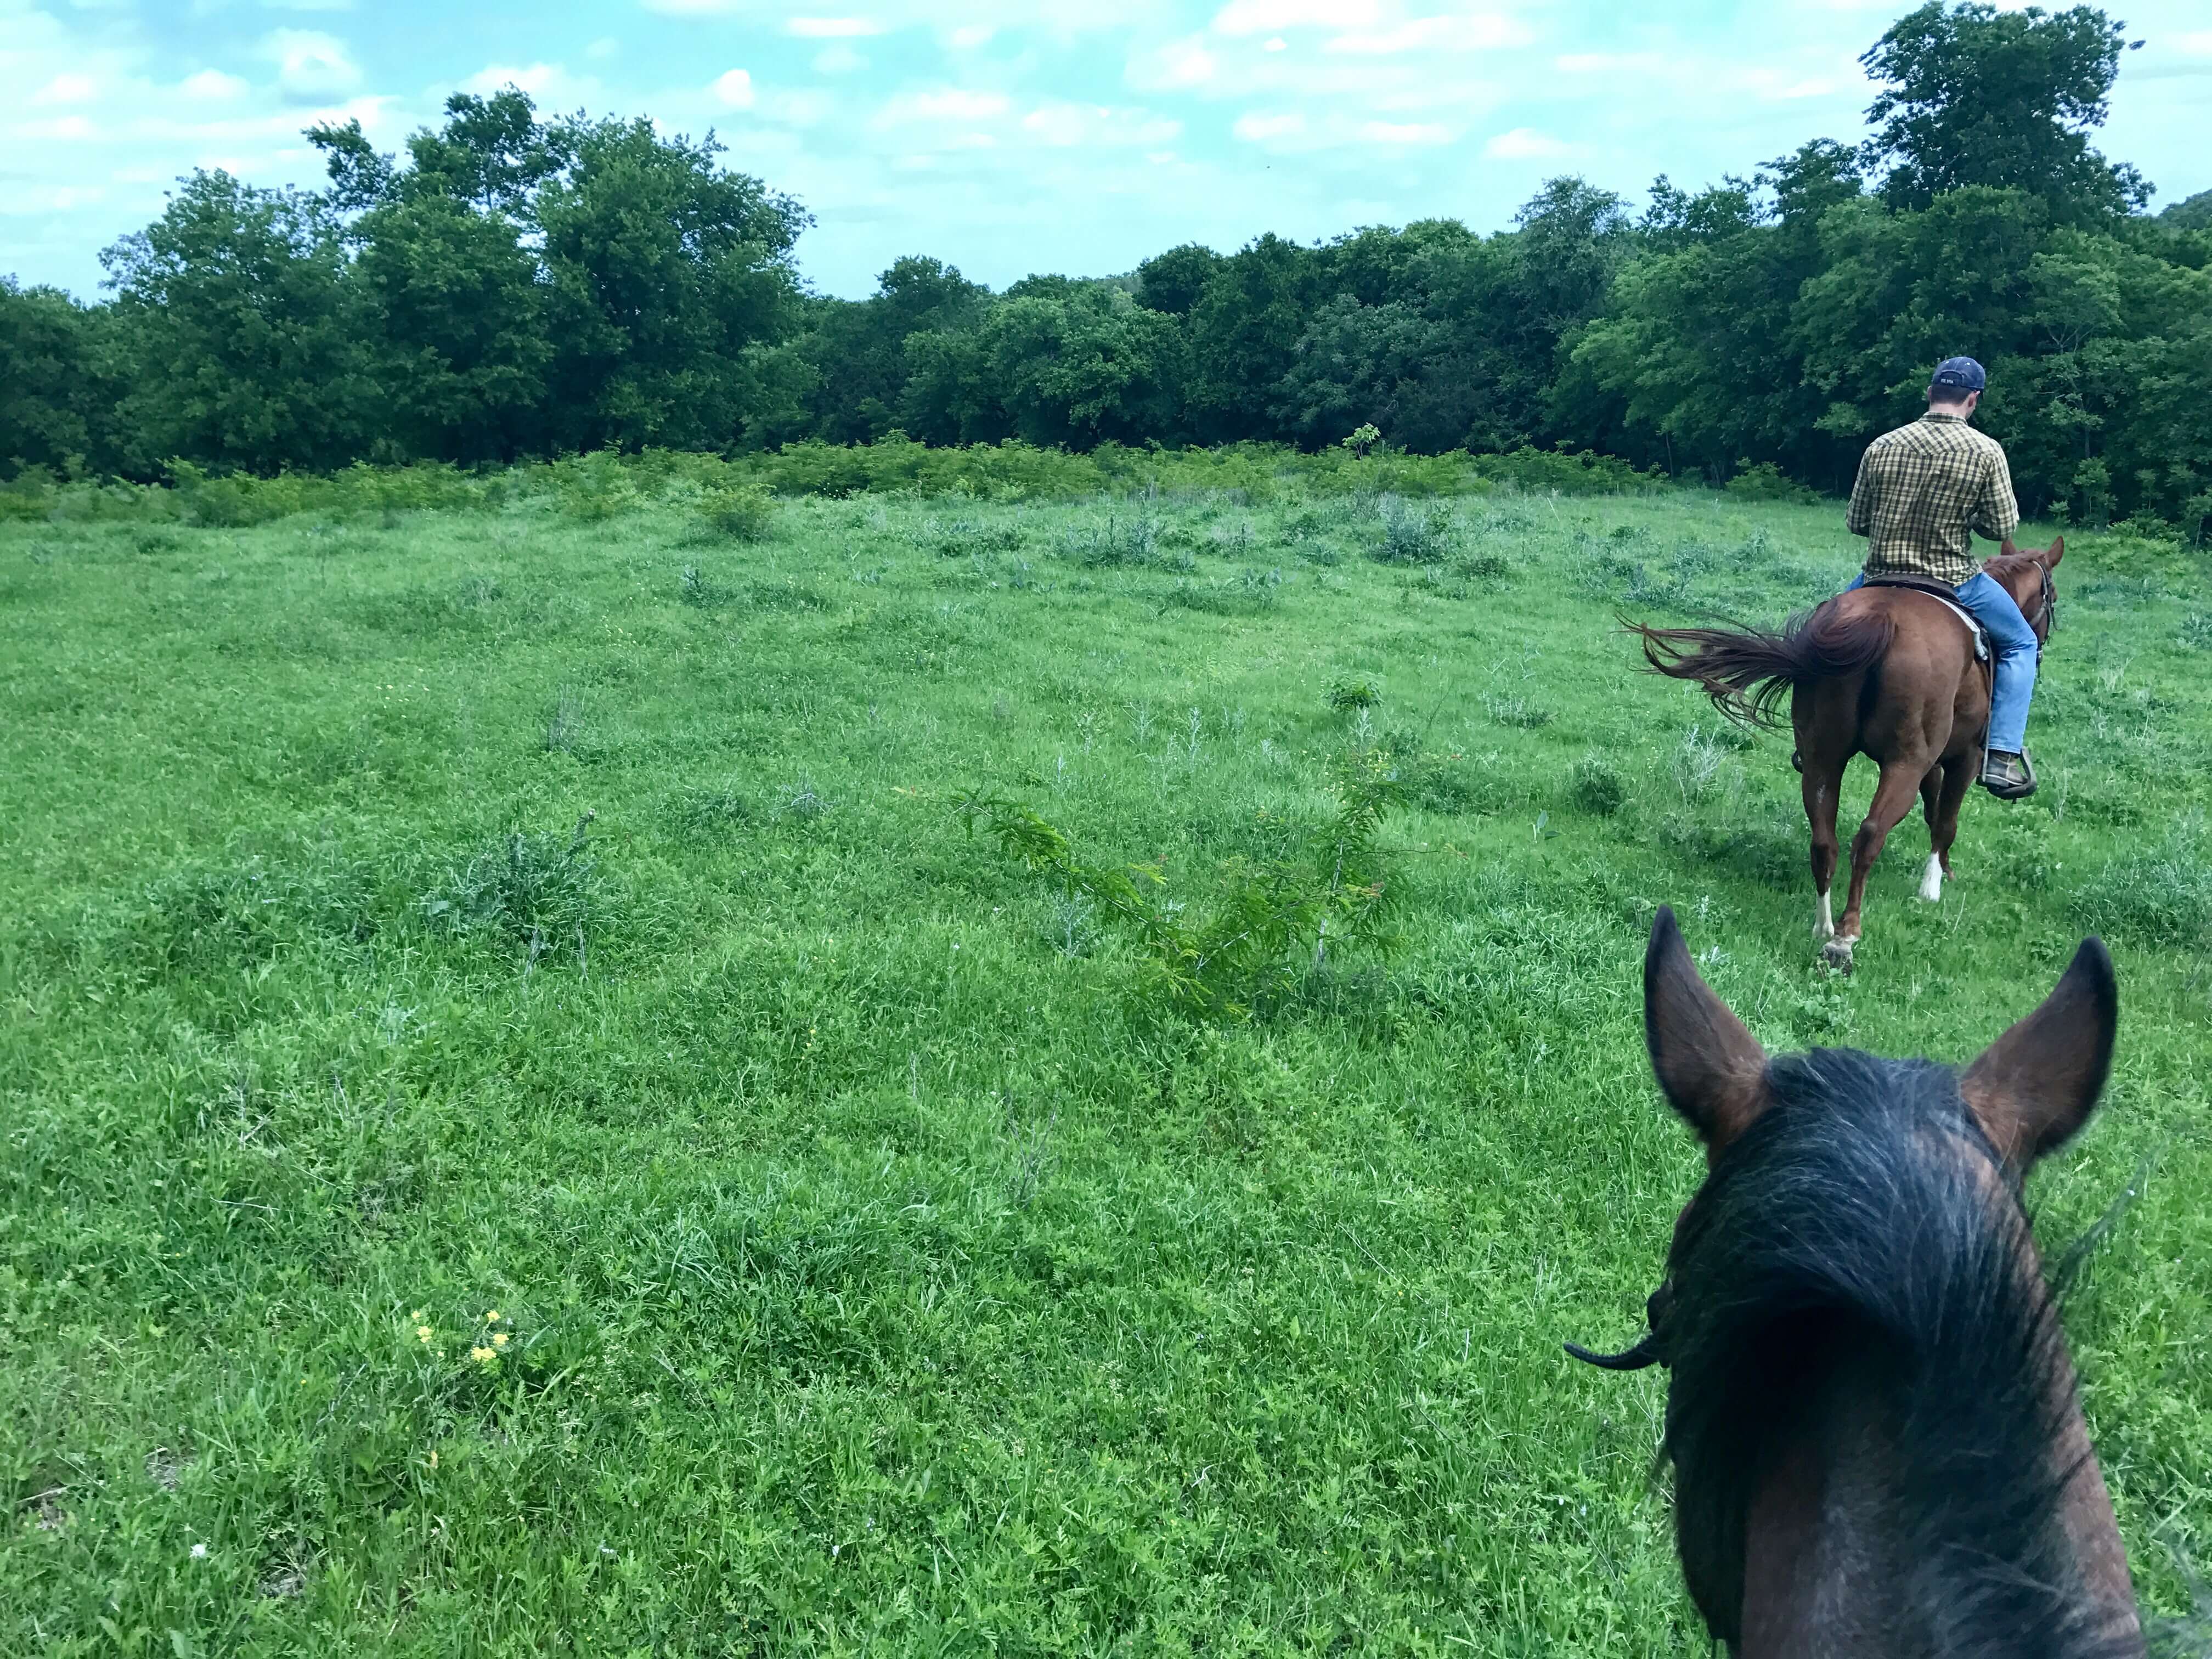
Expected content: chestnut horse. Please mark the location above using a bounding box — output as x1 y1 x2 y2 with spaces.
1629 539 2061 970
1570 907 2141 1656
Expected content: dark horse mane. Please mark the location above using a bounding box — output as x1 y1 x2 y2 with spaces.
1664 1048 2131 1658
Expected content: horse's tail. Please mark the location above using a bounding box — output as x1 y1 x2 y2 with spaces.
1623 602 1894 730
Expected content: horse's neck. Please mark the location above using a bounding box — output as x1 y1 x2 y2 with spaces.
1739 1374 1925 1659
1735 1355 2142 1659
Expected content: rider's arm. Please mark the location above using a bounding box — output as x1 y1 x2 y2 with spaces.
1845 448 1875 538
1972 446 2022 543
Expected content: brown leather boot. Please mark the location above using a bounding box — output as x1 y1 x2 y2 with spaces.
1979 749 2036 800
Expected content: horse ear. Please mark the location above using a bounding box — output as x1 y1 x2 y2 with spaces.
1645 906 1768 1152
1999 536 2018 557
1962 938 2117 1167
2042 535 2064 569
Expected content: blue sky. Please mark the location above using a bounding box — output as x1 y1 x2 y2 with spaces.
5 0 2209 301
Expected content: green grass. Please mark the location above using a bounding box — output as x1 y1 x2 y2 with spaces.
3 481 2208 1655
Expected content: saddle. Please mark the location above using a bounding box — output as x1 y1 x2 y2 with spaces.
1860 574 1988 663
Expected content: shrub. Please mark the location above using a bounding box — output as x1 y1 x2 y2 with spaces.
1724 462 1821 505
698 482 778 542
1371 495 1452 565
1470 447 1666 496
552 453 640 522
1570 754 1627 816
1327 676 1380 712
424 814 600 951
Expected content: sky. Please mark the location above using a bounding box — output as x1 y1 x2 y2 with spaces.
4 0 2210 302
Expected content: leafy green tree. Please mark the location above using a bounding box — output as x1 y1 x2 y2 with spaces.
353 193 550 462
310 90 570 219
1135 244 1224 316
535 116 810 451
784 257 990 444
1274 298 1463 454
1792 185 2050 450
1186 234 1324 442
2158 189 2212 233
1316 220 1480 306
0 278 124 478
103 171 375 475
1859 2 2146 222
904 286 1185 448
1560 147 1865 484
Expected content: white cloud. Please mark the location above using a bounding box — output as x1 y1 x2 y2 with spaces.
1555 52 1666 74
2172 29 2212 54
1263 36 1286 51
34 74 99 105
1328 14 1530 54
1232 110 1304 140
640 0 749 13
178 70 251 101
877 88 1013 123
24 115 100 142
461 63 571 99
713 69 757 108
1358 119 1452 144
1482 126 1570 158
1212 0 1379 35
949 25 994 48
261 0 357 10
585 37 620 59
813 46 867 72
1020 102 1182 146
788 16 884 36
1133 36 1217 88
259 29 360 101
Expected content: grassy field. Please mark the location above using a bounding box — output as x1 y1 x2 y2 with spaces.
3 475 2208 1655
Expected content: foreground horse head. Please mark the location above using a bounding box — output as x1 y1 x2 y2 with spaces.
1574 908 2141 1656
1628 535 2068 973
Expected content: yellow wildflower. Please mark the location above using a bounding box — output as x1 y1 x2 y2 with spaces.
485 1310 501 1324
492 1331 509 1348
428 1449 438 1470
416 1326 433 1343
471 1346 495 1363
410 1310 426 1323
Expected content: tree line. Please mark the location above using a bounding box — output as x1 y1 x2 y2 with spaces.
3 1 2208 534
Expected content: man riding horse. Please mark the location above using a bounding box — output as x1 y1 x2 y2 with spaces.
1837 355 2041 800
1632 355 2066 968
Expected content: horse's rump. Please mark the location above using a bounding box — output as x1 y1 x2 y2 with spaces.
1626 601 1894 730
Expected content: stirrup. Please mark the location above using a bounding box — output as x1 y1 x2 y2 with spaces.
1980 748 2037 800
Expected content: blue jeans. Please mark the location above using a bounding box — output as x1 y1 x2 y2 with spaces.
1847 571 2038 753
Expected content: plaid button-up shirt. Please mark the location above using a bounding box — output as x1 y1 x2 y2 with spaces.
1845 412 2021 588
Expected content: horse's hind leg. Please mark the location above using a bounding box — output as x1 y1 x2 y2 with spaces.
1921 759 1973 901
1915 766 1946 902
1803 758 1846 944
1828 756 1931 972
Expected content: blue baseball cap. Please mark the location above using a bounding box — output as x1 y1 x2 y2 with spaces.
1931 356 1987 393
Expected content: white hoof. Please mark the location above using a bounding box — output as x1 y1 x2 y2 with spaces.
1813 891 1835 943
1915 854 1943 904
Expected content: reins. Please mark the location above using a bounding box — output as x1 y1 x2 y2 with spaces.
2028 560 2057 658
